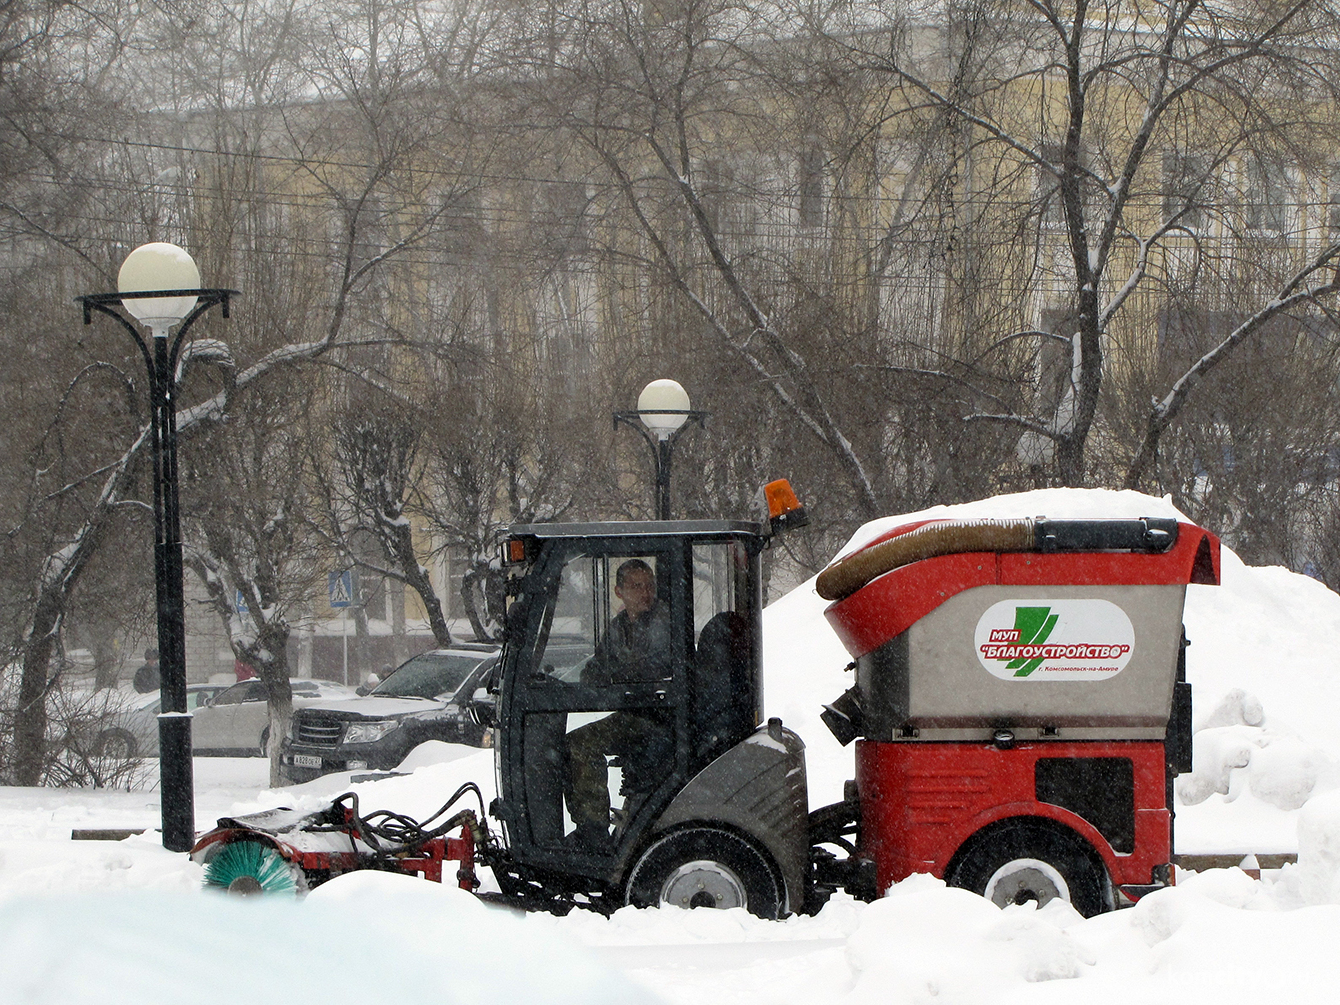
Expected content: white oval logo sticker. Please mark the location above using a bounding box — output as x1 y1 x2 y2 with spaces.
974 599 1134 681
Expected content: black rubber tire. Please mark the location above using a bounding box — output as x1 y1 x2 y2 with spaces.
945 818 1111 917
626 827 783 919
95 728 138 759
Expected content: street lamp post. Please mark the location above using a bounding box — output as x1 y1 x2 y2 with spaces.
613 379 708 520
77 242 238 853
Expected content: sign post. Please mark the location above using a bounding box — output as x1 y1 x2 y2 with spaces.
328 570 354 685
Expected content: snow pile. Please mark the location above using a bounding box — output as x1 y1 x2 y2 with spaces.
0 871 650 1005
1179 723 1321 814
1106 871 1338 1001
543 872 1340 1003
1296 792 1340 906
1177 689 1322 812
845 875 1096 999
224 746 498 825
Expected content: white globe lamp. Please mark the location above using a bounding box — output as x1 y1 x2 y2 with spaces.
117 242 201 332
637 378 691 439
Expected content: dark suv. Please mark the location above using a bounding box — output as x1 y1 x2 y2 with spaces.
279 644 499 782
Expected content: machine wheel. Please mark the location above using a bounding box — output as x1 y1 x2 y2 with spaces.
201 839 307 897
95 728 138 759
945 818 1111 917
626 827 782 919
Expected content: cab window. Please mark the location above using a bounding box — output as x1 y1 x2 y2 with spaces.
533 551 675 684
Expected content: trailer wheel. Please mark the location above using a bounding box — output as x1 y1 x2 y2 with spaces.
626 827 782 919
945 819 1111 917
200 839 307 897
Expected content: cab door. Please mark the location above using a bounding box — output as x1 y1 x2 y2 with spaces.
498 537 691 875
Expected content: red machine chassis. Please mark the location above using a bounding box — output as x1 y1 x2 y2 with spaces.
856 739 1170 898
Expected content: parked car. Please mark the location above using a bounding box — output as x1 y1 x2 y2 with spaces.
96 683 231 758
192 678 356 756
279 644 500 783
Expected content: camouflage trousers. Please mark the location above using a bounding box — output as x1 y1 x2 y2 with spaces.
565 710 670 831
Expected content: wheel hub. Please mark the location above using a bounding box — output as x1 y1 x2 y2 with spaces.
659 859 747 910
983 858 1070 909
228 875 264 896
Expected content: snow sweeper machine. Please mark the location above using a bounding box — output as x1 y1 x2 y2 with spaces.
192 480 1218 918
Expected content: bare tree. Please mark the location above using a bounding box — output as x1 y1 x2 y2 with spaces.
820 0 1340 485
532 1 890 519
497 0 1025 546
315 406 455 648
418 364 596 640
1 0 502 782
183 378 322 785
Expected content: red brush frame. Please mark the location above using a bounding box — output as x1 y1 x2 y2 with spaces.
191 821 479 890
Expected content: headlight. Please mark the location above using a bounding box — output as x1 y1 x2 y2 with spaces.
344 720 398 744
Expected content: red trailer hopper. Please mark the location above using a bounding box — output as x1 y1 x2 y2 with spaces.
817 517 1219 912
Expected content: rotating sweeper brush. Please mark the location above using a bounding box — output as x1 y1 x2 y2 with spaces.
202 839 305 896
191 783 490 896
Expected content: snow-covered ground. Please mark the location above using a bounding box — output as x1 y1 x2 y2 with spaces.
5 488 1340 1003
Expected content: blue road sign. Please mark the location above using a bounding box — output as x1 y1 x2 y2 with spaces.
329 569 354 609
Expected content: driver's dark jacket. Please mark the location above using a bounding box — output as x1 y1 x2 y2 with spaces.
568 603 675 830
581 604 674 685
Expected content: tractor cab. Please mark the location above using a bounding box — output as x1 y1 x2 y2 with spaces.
490 520 768 888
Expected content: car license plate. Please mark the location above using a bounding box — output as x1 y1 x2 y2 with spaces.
293 754 323 769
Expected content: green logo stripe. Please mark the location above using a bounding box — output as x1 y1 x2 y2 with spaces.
1005 607 1058 677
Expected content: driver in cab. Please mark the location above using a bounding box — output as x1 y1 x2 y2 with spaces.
566 559 673 848
581 559 672 685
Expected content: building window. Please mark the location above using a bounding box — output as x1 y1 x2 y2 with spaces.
1328 165 1340 235
1163 151 1209 231
1036 308 1076 411
798 143 825 228
1037 143 1066 228
538 180 590 256
1246 157 1294 234
443 546 468 619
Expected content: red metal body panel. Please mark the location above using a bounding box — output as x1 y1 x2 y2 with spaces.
826 553 995 663
855 739 1170 895
826 522 1220 659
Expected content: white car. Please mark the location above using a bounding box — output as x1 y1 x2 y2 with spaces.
191 678 356 756
96 684 231 758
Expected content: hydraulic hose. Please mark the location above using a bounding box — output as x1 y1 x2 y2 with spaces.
314 783 491 859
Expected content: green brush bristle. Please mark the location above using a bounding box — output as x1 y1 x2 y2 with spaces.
203 841 299 895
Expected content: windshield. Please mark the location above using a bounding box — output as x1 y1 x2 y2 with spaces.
373 653 489 699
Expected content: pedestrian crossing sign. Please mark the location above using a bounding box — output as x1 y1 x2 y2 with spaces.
329 569 354 609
